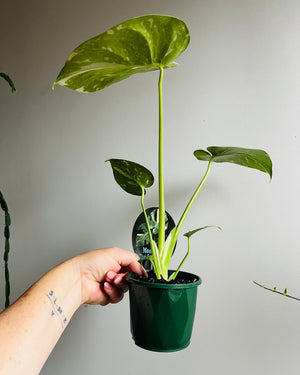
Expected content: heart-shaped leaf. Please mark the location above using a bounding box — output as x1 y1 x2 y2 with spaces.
106 159 154 196
53 15 190 92
194 146 272 179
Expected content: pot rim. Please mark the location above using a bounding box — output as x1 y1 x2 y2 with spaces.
126 270 202 289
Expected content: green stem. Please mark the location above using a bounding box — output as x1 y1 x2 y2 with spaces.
141 189 162 277
0 191 11 308
173 158 214 246
159 159 214 278
158 66 165 254
169 236 191 281
253 281 300 302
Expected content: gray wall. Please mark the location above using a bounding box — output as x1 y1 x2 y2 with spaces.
1 0 300 374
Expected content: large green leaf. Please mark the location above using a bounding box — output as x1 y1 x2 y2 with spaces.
53 15 190 92
106 159 154 196
194 146 272 179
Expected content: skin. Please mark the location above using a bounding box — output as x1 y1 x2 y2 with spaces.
0 247 147 375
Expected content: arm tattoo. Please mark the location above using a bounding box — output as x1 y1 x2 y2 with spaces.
47 290 68 328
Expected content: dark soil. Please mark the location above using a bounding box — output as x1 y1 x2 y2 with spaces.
133 270 199 284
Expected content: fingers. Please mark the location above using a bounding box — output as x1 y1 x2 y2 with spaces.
103 250 148 305
78 247 148 306
100 271 129 306
113 248 148 277
105 271 128 292
102 282 124 305
128 262 148 277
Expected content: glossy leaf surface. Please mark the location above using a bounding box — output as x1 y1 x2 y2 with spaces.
107 159 154 196
53 15 190 92
194 146 272 179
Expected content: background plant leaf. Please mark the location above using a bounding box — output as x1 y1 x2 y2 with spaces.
194 146 272 179
136 208 169 246
0 73 16 93
136 233 151 246
106 159 154 196
53 15 190 92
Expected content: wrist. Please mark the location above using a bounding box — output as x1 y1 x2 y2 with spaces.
40 258 83 317
61 257 83 309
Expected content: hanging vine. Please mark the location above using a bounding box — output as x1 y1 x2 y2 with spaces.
253 281 300 302
0 73 15 308
0 192 11 308
0 72 16 93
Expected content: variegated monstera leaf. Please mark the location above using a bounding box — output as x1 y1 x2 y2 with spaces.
53 15 190 92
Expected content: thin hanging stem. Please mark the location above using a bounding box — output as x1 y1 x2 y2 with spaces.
0 191 11 308
253 281 300 302
158 66 165 253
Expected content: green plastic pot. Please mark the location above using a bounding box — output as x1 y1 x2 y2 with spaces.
126 270 202 352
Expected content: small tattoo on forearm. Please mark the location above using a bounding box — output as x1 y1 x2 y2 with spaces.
47 290 67 328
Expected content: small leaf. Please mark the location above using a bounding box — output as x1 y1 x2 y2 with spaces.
53 15 190 92
192 149 211 161
284 288 288 295
106 159 154 196
0 73 16 93
194 146 272 179
273 287 277 292
184 225 222 239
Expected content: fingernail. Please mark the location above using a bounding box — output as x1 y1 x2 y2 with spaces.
106 271 115 280
140 265 148 277
104 282 112 290
114 276 123 284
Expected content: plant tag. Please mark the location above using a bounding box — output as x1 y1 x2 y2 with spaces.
132 207 176 265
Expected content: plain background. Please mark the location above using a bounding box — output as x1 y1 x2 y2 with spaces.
1 0 300 374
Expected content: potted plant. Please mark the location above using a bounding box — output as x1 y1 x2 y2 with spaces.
53 15 272 351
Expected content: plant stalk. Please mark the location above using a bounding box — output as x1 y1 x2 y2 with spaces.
169 236 191 281
158 66 165 253
159 159 214 279
141 189 162 277
174 158 214 244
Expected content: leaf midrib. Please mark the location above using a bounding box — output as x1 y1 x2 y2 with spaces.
113 166 144 188
55 62 159 86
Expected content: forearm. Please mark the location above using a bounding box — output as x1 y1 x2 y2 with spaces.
0 247 145 374
0 258 82 375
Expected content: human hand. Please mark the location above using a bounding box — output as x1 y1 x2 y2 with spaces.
76 247 147 306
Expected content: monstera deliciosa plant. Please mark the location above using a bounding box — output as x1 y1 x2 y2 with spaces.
53 15 272 282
